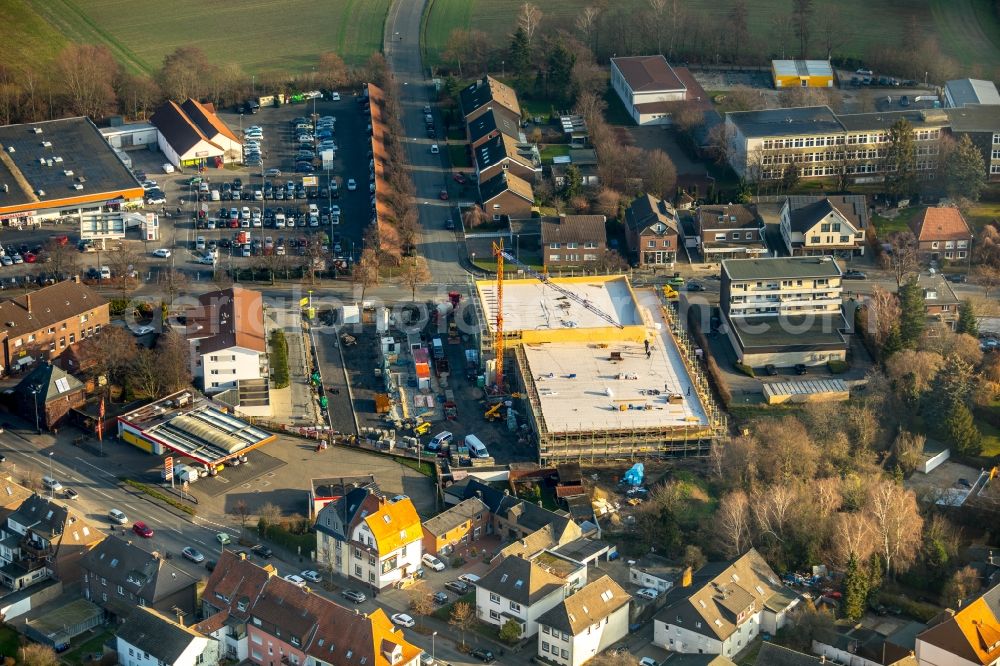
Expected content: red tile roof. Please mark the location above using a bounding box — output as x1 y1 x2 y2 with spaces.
185 287 266 355
912 207 973 242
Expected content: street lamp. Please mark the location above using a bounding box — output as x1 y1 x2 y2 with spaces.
30 388 40 434
46 452 54 498
432 631 437 662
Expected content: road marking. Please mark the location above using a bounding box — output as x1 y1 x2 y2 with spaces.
74 456 116 478
123 503 138 512
192 539 209 547
93 489 113 500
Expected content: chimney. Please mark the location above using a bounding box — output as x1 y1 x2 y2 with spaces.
820 657 826 664
681 566 693 588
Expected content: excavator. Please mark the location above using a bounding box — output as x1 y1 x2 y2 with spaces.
662 285 679 299
484 402 503 422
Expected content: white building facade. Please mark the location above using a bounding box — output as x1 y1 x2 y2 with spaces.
537 576 631 666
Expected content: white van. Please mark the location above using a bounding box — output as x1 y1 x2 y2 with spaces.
42 476 62 492
210 189 221 201
108 509 128 524
465 434 489 459
427 431 453 451
275 213 286 228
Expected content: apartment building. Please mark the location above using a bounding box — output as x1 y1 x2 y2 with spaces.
315 486 423 591
0 280 108 375
184 287 267 395
725 106 948 183
624 194 681 267
540 215 608 270
536 576 631 666
720 256 848 367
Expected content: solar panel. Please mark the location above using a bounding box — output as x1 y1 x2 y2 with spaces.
55 377 70 393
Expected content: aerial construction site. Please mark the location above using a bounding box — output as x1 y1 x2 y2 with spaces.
473 274 727 465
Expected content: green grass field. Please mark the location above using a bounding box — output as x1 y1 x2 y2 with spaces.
0 0 69 66
423 0 1000 74
17 0 389 74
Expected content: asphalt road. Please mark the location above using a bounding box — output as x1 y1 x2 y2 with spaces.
384 0 468 286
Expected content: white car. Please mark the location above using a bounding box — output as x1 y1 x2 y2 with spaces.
430 144 439 154
636 588 659 601
216 533 232 545
300 570 322 583
638 659 658 666
458 573 480 586
196 254 215 265
195 236 206 250
347 178 357 191
330 92 341 101
284 574 307 588
390 613 415 628
108 509 128 524
422 554 446 572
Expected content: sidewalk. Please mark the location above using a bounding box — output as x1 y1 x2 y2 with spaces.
267 307 321 426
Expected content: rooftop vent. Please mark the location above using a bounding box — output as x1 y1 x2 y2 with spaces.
73 184 83 190
53 156 63 163
6 146 13 153
36 190 45 197
41 141 52 148
32 127 42 134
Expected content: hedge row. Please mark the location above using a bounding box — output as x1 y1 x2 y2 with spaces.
688 310 732 407
270 329 290 389
123 479 196 516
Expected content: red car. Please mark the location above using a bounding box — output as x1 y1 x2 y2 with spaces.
229 219 239 228
132 521 154 538
452 173 467 185
439 189 449 201
23 252 36 263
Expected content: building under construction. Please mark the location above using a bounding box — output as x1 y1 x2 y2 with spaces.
473 275 726 465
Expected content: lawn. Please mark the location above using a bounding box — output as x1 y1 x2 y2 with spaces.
0 0 69 67
975 417 1000 458
966 200 1000 232
539 143 570 164
0 625 18 658
871 206 924 238
422 0 1000 73
61 628 114 666
447 143 471 168
22 0 390 74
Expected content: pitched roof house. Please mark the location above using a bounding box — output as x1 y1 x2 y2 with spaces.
479 171 534 220
540 215 608 269
0 494 103 592
912 207 974 261
151 99 242 168
467 108 522 149
460 76 522 124
625 194 680 267
14 362 86 430
476 555 573 638
610 56 688 125
475 133 541 183
653 549 800 659
697 204 768 261
81 536 199 621
315 486 424 590
915 583 1000 666
536 575 631 666
779 195 869 257
184 287 267 397
116 606 218 666
422 497 489 557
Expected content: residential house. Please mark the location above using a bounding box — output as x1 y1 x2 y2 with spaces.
916 273 961 330
624 194 680 267
421 497 489 558
80 536 198 621
944 79 1000 108
610 56 688 125
696 204 768 261
0 279 108 375
551 149 600 189
720 256 848 368
475 133 541 183
724 106 948 183
779 195 869 257
911 207 973 262
540 215 608 270
479 172 534 220
771 60 834 88
915 583 1000 666
14 362 86 430
653 549 800 659
467 109 522 150
460 76 522 127
151 99 242 168
945 106 1000 182
198 550 422 666
0 494 103 591
476 554 576 638
536 575 631 666
116 606 218 666
184 286 268 397
630 555 678 594
315 486 423 591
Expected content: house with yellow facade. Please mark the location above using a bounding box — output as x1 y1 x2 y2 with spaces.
421 497 489 557
771 60 834 88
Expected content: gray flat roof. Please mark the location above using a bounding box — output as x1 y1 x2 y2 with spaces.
0 117 141 210
762 379 849 400
837 109 950 131
728 315 847 350
946 78 1000 107
722 256 842 281
727 106 843 138
945 105 1000 132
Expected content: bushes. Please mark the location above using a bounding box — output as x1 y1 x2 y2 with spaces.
827 360 849 374
123 478 196 515
269 329 290 389
110 298 130 316
735 362 755 378
257 520 316 553
688 309 732 407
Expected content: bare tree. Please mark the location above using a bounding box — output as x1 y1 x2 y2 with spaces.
729 0 750 62
353 247 380 304
42 239 79 277
790 0 814 58
106 242 140 297
716 490 752 558
642 149 677 199
230 499 252 532
881 231 919 288
575 6 601 52
971 265 1000 298
317 52 349 90
866 478 923 578
833 511 877 566
400 256 431 303
158 268 188 309
517 3 543 51
862 286 901 347
78 325 139 390
667 0 685 57
753 417 819 484
56 44 120 119
407 582 436 630
158 46 215 101
19 644 58 666
462 206 490 230
131 347 161 399
818 5 846 59
892 431 926 476
449 601 475 648
884 350 944 396
647 0 667 54
750 484 797 545
942 566 981 608
258 502 282 532
155 329 192 394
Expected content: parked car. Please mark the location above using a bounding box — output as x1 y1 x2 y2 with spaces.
63 488 79 500
458 573 481 586
636 588 659 601
444 580 469 594
432 591 449 605
347 178 357 191
251 544 273 559
284 574 307 588
795 364 808 375
182 547 205 563
471 649 496 663
842 269 867 280
342 589 366 604
422 554 446 571
132 521 154 538
391 613 415 628
765 364 778 376
300 570 322 583
109 509 128 524
639 659 659 666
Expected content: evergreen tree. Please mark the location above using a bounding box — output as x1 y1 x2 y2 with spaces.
883 118 917 202
956 299 979 337
944 134 986 202
843 554 869 621
546 41 576 104
882 325 903 359
781 162 800 192
562 164 582 199
926 355 976 423
508 27 531 76
945 400 983 456
897 279 926 349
